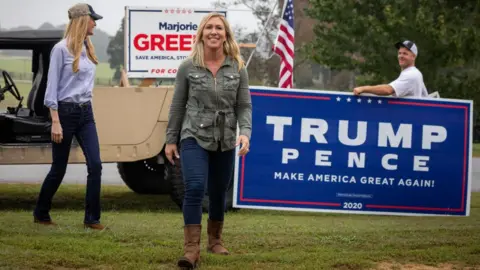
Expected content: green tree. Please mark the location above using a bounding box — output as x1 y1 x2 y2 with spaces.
305 0 480 138
304 0 480 94
106 18 125 81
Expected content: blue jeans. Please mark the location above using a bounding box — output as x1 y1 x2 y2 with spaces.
33 101 102 224
180 137 235 225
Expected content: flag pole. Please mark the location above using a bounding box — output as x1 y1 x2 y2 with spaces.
272 0 289 52
272 0 294 88
245 1 278 69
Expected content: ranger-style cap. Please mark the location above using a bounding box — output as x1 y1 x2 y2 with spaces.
68 3 103 20
395 40 418 56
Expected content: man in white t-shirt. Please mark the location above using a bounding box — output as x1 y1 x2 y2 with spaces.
353 40 428 98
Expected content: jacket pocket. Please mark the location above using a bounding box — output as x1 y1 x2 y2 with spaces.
223 73 240 91
188 72 208 91
192 114 214 141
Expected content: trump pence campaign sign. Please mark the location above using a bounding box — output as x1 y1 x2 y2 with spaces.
124 6 227 78
233 86 473 217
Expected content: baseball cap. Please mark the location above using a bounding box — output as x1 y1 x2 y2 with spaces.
68 3 103 21
395 40 418 56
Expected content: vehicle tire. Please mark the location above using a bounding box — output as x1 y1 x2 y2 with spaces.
165 155 235 213
117 153 171 195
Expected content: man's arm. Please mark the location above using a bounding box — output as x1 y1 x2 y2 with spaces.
353 84 394 96
354 70 415 97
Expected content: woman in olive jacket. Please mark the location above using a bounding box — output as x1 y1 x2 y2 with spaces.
165 12 252 269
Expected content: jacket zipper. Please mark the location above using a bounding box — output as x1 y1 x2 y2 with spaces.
214 76 219 142
214 76 218 107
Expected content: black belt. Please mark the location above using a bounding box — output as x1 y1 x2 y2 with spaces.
58 100 91 108
214 111 226 141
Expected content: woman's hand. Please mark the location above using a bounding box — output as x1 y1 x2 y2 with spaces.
165 143 180 165
51 120 63 144
236 135 250 156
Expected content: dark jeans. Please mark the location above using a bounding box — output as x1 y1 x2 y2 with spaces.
33 101 102 224
180 137 235 225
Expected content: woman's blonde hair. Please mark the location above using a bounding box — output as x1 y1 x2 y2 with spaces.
190 13 244 71
63 15 98 73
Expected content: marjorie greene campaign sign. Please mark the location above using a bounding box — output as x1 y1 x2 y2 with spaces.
233 87 473 217
124 6 227 78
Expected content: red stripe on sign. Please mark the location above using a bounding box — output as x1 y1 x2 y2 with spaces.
251 92 331 100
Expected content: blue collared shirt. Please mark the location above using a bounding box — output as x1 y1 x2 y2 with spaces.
43 39 96 110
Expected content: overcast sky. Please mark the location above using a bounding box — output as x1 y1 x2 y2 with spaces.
1 0 268 36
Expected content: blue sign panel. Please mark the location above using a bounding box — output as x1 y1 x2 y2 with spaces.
233 86 473 216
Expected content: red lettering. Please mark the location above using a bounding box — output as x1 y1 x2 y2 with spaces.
133 34 149 51
151 34 165 51
133 33 196 51
166 34 178 51
150 69 167 74
179 35 194 51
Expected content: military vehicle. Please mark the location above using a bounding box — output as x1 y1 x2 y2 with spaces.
0 29 236 212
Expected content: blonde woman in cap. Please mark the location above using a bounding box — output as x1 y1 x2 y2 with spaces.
33 3 106 230
165 12 252 269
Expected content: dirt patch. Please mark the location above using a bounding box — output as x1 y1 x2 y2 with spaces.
374 262 480 270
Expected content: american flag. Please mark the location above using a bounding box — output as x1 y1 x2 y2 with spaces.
273 0 295 88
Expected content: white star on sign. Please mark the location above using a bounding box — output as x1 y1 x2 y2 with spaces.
347 97 351 102
357 98 361 103
368 99 372 103
378 100 382 104
336 97 341 102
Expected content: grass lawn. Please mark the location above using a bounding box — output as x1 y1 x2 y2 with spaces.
0 56 115 79
0 81 31 111
474 144 480 158
0 183 479 270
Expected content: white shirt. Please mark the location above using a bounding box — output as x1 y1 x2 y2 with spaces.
389 66 428 98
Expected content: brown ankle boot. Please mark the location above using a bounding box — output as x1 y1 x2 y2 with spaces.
207 219 229 255
177 224 201 269
34 217 57 226
84 223 107 230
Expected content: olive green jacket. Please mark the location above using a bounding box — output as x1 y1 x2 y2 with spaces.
166 56 252 152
